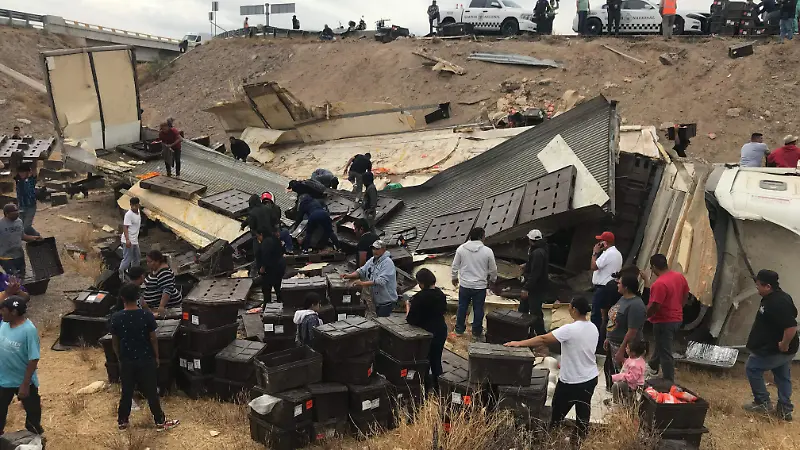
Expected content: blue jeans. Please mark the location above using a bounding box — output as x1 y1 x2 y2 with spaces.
455 287 487 335
780 19 794 42
19 205 38 237
649 321 682 382
375 303 394 318
590 286 605 331
746 352 794 412
279 230 293 252
119 244 140 280
303 210 339 251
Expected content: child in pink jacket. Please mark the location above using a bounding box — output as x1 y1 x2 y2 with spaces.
611 339 647 404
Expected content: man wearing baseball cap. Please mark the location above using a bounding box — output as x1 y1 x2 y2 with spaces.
766 135 800 168
743 269 797 421
341 240 397 317
590 231 623 335
0 296 43 436
519 229 548 336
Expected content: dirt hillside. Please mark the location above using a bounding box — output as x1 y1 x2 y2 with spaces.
0 26 79 137
140 35 800 163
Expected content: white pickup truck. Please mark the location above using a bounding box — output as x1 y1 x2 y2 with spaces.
440 0 538 36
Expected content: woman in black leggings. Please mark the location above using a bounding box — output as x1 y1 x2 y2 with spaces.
506 297 599 441
406 268 448 393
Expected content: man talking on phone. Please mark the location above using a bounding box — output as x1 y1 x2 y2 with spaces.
590 232 623 338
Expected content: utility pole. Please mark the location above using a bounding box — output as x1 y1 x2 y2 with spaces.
265 3 270 29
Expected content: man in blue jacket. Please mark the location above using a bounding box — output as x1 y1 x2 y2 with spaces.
342 240 397 317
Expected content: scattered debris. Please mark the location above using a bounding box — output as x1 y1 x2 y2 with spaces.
458 96 490 106
101 225 116 233
468 53 560 68
708 133 717 140
412 50 466 75
602 45 646 65
729 42 754 59
726 108 741 118
537 78 552 86
59 215 90 224
76 381 107 395
0 99 5 106
500 80 522 93
209 431 220 437
603 82 619 90
764 110 771 118
51 192 68 207
623 77 633 83
16 118 31 125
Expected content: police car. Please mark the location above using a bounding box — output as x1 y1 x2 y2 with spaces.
572 0 709 35
440 0 538 36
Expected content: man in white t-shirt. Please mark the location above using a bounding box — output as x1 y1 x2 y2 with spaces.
590 231 623 335
119 197 142 280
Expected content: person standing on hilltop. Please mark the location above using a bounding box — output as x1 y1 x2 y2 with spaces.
607 0 623 35
576 0 590 34
428 0 441 35
660 0 678 39
292 15 300 30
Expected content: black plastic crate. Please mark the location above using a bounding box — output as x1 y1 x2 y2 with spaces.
350 410 390 437
59 312 109 347
389 382 423 425
25 237 64 279
389 246 414 272
176 368 213 399
729 42 754 58
311 418 349 443
323 352 375 384
281 276 328 309
347 376 391 415
496 368 549 425
326 274 362 307
375 316 433 361
181 302 239 330
640 379 709 430
262 303 297 339
374 350 429 387
213 377 250 402
441 348 468 374
438 367 483 411
334 304 367 321
248 413 311 450
215 339 267 384
154 319 180 357
99 333 115 362
178 350 216 375
178 322 238 353
262 334 298 353
250 388 313 429
312 316 379 360
308 382 349 422
72 291 115 317
254 345 323 393
486 309 535 342
468 343 534 386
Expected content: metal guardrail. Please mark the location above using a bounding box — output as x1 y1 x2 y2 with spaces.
0 9 45 24
62 19 180 43
217 25 321 39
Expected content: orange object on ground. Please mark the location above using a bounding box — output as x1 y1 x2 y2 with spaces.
670 385 698 403
136 171 161 180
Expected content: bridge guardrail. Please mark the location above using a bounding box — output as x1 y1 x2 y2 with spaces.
62 19 180 44
0 9 45 24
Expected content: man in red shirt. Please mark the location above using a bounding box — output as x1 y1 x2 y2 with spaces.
158 122 182 177
767 135 800 168
646 253 689 382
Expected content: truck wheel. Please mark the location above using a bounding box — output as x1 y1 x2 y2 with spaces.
673 16 685 35
441 17 456 26
500 18 520 36
586 18 603 35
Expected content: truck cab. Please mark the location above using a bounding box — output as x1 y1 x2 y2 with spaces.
440 0 538 35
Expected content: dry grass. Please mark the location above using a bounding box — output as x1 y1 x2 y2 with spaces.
66 395 87 415
105 429 149 450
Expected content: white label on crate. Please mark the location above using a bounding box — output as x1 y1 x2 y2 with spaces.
294 405 303 417
191 315 200 326
342 295 352 304
371 399 380 409
194 359 201 370
406 370 417 380
264 324 274 332
187 361 194 371
338 313 346 321
452 392 462 404
361 400 372 411
179 358 187 368
275 325 284 334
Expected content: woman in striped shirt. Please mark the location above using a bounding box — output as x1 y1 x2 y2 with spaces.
141 250 182 318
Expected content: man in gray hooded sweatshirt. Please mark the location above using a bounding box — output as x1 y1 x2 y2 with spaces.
452 227 498 338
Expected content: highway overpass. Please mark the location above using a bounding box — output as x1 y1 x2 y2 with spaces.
1 9 181 61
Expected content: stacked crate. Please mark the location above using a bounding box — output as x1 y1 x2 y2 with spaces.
709 0 726 34
59 290 116 348
249 346 324 449
214 340 268 401
176 279 251 399
312 317 390 437
639 378 711 447
726 1 758 36
485 309 536 345
374 316 433 425
326 274 367 319
495 368 550 428
99 319 181 395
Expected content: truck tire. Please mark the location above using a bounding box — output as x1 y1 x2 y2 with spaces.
500 18 520 36
441 17 456 26
673 16 685 35
586 18 603 35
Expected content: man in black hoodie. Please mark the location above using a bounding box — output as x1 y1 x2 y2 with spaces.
244 194 276 276
255 230 286 306
519 229 548 336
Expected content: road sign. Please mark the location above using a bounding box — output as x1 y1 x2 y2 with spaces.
211 1 219 12
240 4 266 15
208 12 214 21
270 3 296 14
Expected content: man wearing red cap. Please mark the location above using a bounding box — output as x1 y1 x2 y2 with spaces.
590 231 623 337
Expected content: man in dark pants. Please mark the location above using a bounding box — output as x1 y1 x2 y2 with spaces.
0 204 42 279
362 172 378 231
159 122 183 177
110 284 179 431
343 153 372 195
519 229 548 336
646 254 689 382
0 297 43 436
256 231 286 307
428 0 441 34
743 270 797 421
229 136 251 162
292 15 300 30
607 0 622 34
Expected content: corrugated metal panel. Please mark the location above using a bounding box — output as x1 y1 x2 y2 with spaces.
116 140 295 211
382 96 617 238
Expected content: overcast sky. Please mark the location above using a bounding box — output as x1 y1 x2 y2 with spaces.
6 0 713 38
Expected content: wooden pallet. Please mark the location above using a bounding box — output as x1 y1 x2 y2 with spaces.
140 175 207 200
